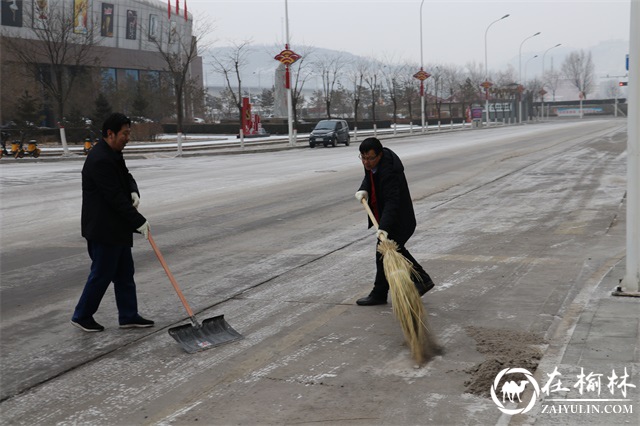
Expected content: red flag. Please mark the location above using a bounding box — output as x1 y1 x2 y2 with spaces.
184 0 188 21
167 0 171 19
176 0 179 15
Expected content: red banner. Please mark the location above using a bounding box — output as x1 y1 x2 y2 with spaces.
241 97 252 135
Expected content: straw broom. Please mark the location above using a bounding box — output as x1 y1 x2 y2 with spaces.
360 198 440 364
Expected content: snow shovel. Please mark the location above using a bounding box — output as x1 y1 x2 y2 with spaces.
148 232 243 354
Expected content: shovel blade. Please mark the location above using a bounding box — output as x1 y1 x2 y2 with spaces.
168 315 243 354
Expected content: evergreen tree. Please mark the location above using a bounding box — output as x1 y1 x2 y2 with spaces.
16 91 42 127
131 88 149 119
93 93 113 127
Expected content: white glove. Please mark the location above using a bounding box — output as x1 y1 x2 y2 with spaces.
131 192 140 209
137 221 150 240
376 229 388 241
355 190 368 202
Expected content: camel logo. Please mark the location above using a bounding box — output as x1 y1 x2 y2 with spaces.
491 368 541 415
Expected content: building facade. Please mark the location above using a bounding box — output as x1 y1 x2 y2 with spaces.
1 0 203 127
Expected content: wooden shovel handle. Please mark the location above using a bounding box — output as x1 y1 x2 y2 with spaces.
148 232 195 317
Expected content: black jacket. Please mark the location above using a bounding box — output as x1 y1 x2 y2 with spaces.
81 140 147 246
358 147 416 245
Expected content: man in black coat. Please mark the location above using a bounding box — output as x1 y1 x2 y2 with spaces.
71 113 153 332
354 137 434 305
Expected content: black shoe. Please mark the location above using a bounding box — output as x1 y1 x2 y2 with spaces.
356 295 388 306
71 318 105 332
119 316 155 329
415 279 435 296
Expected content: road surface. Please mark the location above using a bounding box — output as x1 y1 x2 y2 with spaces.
0 118 633 425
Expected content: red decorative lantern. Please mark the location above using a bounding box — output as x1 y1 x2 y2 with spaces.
413 70 431 81
481 81 493 100
480 80 493 90
413 69 431 97
274 45 301 90
274 47 301 66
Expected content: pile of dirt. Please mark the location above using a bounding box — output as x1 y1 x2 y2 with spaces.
463 326 546 398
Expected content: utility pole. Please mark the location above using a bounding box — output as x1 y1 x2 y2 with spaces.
617 0 640 294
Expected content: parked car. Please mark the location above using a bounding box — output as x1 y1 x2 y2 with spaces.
309 119 350 148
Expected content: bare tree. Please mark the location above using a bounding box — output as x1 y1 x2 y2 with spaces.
465 61 486 89
288 46 315 125
525 77 543 119
315 53 348 119
399 70 419 121
347 60 367 127
148 17 213 133
427 65 444 119
440 64 463 117
210 41 252 123
561 49 595 100
457 77 482 117
381 63 405 123
363 61 382 123
603 80 622 99
1 0 101 124
545 69 562 101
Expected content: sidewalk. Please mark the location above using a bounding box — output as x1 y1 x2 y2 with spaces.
0 121 486 161
513 256 640 425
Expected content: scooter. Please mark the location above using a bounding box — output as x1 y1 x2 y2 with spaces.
10 133 40 158
9 137 24 158
83 129 99 155
24 139 41 158
83 137 93 154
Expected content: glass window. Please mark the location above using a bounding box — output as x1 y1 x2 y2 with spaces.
101 68 116 90
124 69 139 82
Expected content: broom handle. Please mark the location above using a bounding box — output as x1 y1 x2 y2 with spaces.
148 232 196 318
360 198 388 241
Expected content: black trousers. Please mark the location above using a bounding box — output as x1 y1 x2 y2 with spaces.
371 240 433 299
72 240 140 324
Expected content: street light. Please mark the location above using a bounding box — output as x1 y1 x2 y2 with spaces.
484 14 510 126
253 70 262 92
541 43 561 120
523 55 538 84
518 31 540 124
419 0 426 132
283 0 295 146
522 55 538 121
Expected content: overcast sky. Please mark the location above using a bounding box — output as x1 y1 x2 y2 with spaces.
185 0 630 74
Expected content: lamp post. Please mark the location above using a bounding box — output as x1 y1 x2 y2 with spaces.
419 0 426 132
484 14 509 126
284 0 293 145
541 43 561 120
619 0 639 294
523 55 538 121
273 1 300 146
523 55 538 86
518 31 540 124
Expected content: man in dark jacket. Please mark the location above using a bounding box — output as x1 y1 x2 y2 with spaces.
354 137 434 305
71 113 153 332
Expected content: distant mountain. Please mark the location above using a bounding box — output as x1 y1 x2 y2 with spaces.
509 39 629 79
204 40 630 99
203 44 363 90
